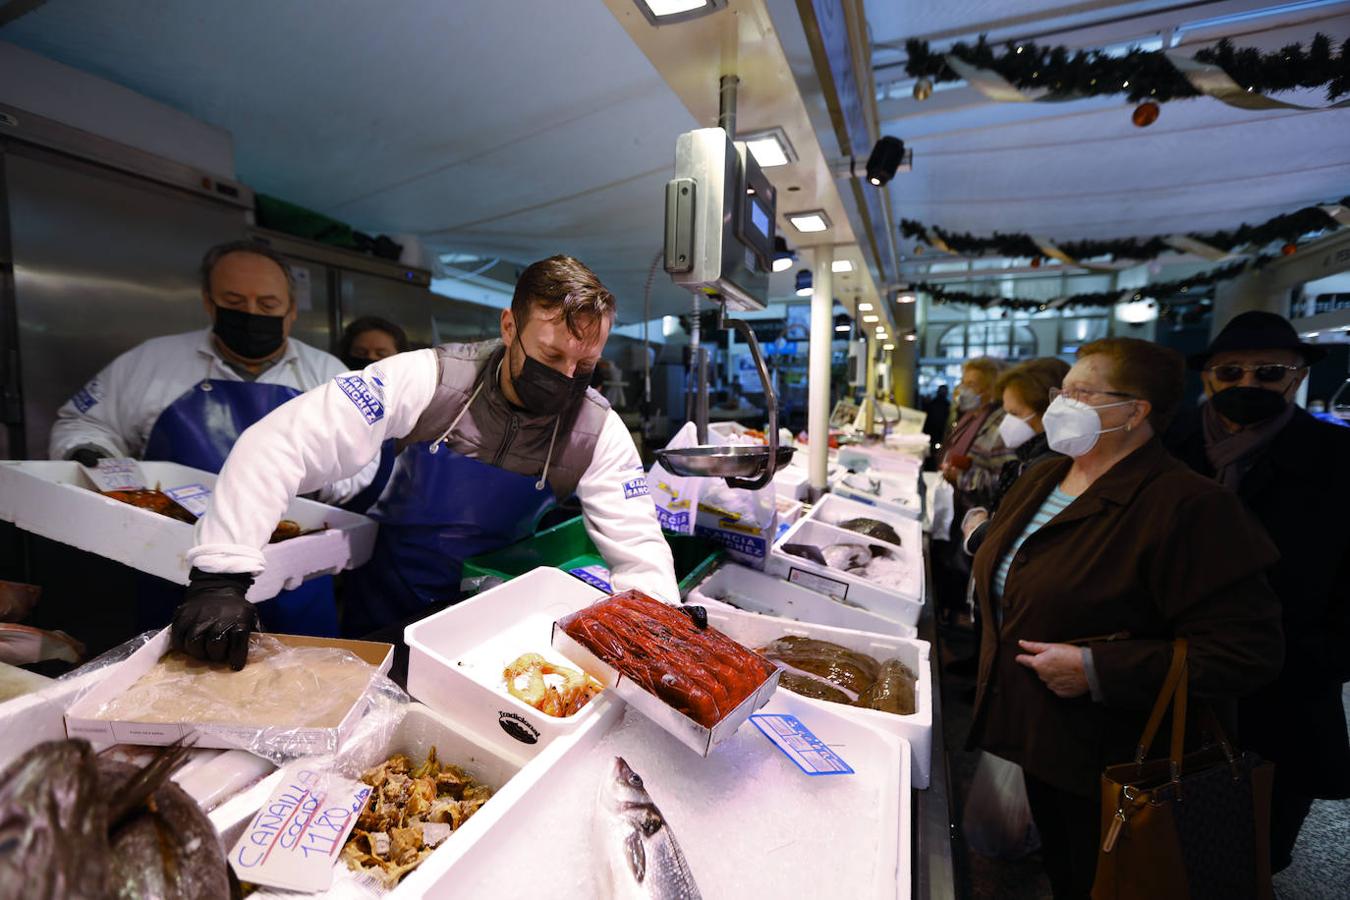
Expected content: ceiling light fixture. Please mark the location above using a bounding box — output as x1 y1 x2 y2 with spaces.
772 235 797 273
742 126 797 169
788 210 830 233
857 302 873 311
904 333 917 342
883 343 895 351
831 260 854 273
634 0 726 26
795 269 813 297
897 292 916 304
835 324 851 333
863 314 879 323
866 136 907 186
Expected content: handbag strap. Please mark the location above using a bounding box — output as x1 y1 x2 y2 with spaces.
1133 638 1188 768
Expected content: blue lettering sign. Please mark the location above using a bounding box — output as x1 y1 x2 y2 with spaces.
336 375 385 424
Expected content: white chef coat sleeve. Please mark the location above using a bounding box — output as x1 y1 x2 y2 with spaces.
576 411 679 603
306 353 382 505
187 349 440 578
48 350 139 460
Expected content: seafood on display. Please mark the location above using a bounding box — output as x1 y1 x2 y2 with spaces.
837 516 902 547
558 590 777 729
503 652 602 717
0 738 229 900
100 489 311 542
758 636 917 716
781 539 912 593
341 747 494 887
597 756 702 900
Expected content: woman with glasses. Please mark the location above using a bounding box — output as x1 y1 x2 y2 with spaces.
1166 311 1350 876
967 337 1284 898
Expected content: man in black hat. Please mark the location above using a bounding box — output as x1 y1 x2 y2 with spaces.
1167 310 1350 872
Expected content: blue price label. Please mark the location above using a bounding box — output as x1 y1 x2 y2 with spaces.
750 713 854 776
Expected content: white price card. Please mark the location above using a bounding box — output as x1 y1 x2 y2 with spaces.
228 764 372 893
751 713 854 776
84 458 148 492
163 483 212 517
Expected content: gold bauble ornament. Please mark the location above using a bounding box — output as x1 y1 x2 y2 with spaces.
1132 101 1160 127
913 78 933 102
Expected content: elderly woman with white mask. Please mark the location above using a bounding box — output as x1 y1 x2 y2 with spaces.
967 337 1284 899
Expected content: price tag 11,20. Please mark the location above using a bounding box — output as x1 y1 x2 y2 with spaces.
84 458 148 492
228 765 372 893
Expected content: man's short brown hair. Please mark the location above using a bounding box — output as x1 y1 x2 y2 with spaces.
200 239 295 306
1077 337 1184 430
512 255 616 340
995 357 1070 416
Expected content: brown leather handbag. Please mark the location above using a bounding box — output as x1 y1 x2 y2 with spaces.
1091 639 1275 900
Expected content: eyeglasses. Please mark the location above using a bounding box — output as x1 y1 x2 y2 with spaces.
1049 386 1136 404
1205 363 1303 384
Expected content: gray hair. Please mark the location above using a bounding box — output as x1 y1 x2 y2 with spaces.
199 240 295 306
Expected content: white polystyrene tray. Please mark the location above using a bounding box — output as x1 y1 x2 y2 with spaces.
809 493 924 554
839 444 925 478
441 689 911 900
705 605 933 789
0 461 377 601
768 518 924 626
774 464 809 501
403 567 611 759
211 698 625 898
685 562 917 638
833 467 925 521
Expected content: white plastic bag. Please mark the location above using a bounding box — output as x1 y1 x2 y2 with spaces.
929 476 955 538
961 751 1041 859
645 422 704 535
695 476 778 570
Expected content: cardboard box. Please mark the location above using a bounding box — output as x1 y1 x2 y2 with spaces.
64 630 393 756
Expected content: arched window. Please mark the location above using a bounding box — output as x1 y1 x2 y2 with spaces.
937 322 1036 360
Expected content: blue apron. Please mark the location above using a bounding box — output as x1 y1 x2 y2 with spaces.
138 378 338 637
342 441 556 637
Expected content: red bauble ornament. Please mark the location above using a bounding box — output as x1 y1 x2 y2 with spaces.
1132 101 1160 127
1281 242 1297 256
1030 256 1042 268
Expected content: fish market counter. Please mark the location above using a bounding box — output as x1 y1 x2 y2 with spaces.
913 537 958 899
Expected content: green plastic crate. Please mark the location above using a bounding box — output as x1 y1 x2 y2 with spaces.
461 515 722 595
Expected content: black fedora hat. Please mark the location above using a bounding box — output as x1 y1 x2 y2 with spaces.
1188 310 1327 370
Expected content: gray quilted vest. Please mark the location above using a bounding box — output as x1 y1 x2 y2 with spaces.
400 340 610 499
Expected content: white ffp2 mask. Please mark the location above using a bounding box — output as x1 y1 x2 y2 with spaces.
997 412 1037 449
1042 395 1134 457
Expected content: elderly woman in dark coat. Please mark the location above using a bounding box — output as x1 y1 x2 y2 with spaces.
968 338 1284 899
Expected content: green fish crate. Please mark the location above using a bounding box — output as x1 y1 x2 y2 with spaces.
460 515 723 596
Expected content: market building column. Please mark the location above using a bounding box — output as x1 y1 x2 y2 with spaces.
807 246 833 497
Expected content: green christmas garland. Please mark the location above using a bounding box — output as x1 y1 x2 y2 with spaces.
903 33 1350 104
916 256 1266 311
900 196 1350 261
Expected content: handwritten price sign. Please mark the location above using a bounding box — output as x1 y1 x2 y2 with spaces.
229 765 372 892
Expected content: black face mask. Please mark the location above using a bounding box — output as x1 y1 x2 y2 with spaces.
511 337 588 414
213 306 286 360
341 354 370 371
1210 386 1289 425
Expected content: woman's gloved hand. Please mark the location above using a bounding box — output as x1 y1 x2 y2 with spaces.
171 569 258 671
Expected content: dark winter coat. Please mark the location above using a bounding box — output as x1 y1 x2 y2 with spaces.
1168 405 1350 798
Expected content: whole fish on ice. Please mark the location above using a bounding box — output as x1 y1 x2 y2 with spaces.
597 756 702 900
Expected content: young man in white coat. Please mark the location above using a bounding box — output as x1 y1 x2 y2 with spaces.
177 255 678 668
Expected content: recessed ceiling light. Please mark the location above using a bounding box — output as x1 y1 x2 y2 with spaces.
883 343 895 351
743 127 797 168
835 324 851 333
634 0 725 26
863 314 879 323
904 333 917 341
857 302 873 311
831 260 854 273
788 211 830 233
897 293 916 304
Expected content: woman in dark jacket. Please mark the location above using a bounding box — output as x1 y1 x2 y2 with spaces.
969 338 1284 899
963 357 1070 555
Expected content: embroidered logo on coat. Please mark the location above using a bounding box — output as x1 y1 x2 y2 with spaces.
336 375 384 424
72 378 102 413
622 477 650 499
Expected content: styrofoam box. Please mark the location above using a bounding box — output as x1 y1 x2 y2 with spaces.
707 604 934 789
773 464 809 501
442 689 912 900
404 567 612 759
768 518 924 627
834 468 925 521
685 562 917 638
0 461 377 601
211 697 625 898
809 493 924 554
839 444 924 479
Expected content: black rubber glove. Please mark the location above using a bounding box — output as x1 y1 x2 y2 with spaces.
71 447 109 468
171 568 258 671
